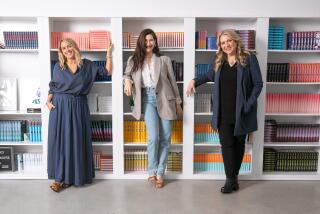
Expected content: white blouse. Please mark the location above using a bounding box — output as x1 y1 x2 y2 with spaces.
141 54 156 88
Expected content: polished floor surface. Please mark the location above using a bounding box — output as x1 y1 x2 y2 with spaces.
1 179 320 214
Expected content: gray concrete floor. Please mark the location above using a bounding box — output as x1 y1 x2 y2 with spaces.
1 180 320 214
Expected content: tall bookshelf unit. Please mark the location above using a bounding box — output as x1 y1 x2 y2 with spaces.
0 17 319 180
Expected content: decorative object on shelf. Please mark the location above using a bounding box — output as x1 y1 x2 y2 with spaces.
19 79 41 112
0 146 14 171
0 78 17 111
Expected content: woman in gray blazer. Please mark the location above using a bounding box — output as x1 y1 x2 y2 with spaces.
187 29 263 193
123 28 182 188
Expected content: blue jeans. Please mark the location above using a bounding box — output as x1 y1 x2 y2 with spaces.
142 88 172 177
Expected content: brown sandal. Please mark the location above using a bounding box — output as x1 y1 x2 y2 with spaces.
50 182 63 192
155 178 164 189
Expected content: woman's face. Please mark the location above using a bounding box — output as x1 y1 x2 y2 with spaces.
60 41 75 60
145 34 156 54
220 34 237 56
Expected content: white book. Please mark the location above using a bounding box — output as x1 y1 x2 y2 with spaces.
19 79 41 111
0 78 17 111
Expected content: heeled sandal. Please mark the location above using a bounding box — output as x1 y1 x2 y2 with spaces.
50 182 72 192
50 182 63 193
155 178 164 189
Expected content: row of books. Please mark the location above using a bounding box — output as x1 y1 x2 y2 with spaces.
194 123 220 143
195 31 217 49
87 94 112 113
93 153 113 171
236 30 256 50
124 121 183 144
195 64 212 79
267 63 320 82
268 26 285 50
91 121 112 142
124 150 182 172
0 120 42 143
123 32 184 49
266 93 320 113
195 93 212 113
264 120 320 143
3 31 38 49
194 153 251 172
263 149 318 172
171 60 184 81
93 61 112 81
51 31 111 50
287 31 320 50
15 152 43 172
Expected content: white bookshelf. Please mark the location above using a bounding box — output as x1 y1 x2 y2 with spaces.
263 18 320 179
0 17 45 179
1 16 319 180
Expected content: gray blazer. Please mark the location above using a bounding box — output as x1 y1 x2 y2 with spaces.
123 55 182 120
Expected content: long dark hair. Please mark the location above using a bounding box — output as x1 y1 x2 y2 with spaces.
131 28 162 73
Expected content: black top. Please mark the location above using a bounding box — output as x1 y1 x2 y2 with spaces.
219 61 237 124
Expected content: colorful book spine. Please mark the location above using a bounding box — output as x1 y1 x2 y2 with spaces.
264 148 318 172
194 153 251 173
266 93 320 113
3 31 38 49
124 121 182 144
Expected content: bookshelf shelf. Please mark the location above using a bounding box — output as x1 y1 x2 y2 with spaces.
90 112 112 116
50 49 108 52
92 142 113 146
194 143 220 147
262 171 319 180
194 171 251 175
265 113 320 116
0 142 42 146
268 50 320 53
266 82 320 85
94 81 112 84
0 111 41 115
264 143 320 147
0 49 39 53
194 112 213 116
124 143 183 147
123 48 184 52
195 49 217 52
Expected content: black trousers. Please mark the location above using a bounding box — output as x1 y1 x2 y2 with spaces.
218 122 246 179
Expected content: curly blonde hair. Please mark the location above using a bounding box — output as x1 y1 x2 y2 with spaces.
58 38 83 70
214 29 251 71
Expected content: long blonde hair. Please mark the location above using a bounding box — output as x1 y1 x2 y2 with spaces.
214 29 251 71
58 38 83 70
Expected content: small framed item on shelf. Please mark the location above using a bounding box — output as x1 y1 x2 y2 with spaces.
0 78 17 111
0 147 14 171
19 79 41 113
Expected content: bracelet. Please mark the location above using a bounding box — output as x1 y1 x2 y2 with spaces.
106 56 112 58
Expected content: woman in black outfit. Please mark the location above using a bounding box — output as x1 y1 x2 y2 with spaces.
186 29 263 193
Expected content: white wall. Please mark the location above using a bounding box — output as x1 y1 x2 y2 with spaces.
2 0 320 17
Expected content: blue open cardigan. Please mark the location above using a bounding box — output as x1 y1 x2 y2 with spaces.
194 54 263 136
